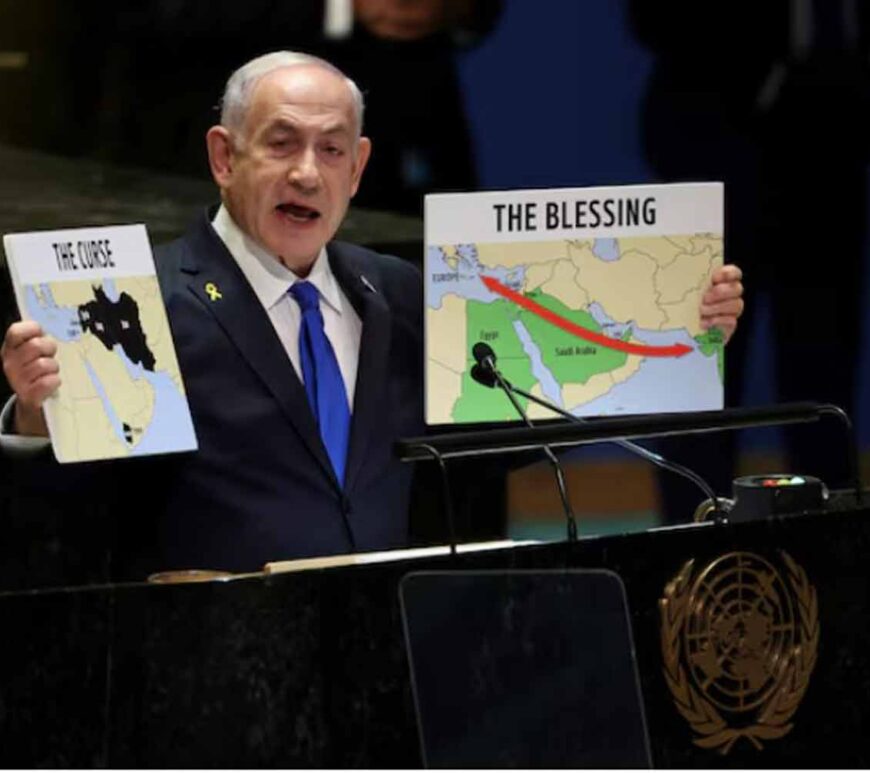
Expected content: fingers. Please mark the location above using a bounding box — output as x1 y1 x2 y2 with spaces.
2 320 46 353
3 331 58 362
699 264 745 344
710 264 743 284
20 354 60 388
703 271 744 306
700 297 744 343
700 298 745 320
2 322 61 411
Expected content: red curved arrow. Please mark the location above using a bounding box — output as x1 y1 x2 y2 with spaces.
481 275 693 358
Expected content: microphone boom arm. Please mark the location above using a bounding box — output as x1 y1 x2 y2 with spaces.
506 381 722 517
487 358 579 541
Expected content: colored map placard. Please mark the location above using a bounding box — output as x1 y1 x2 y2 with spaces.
3 224 197 462
424 183 724 425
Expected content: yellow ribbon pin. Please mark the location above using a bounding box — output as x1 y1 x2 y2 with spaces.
204 282 222 301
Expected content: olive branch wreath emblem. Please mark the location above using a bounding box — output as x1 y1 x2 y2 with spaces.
659 551 819 755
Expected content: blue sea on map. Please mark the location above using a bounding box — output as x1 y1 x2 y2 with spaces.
587 302 631 338
26 285 81 341
25 283 196 455
118 350 197 454
80 348 195 455
102 278 120 302
512 321 563 407
571 325 722 415
592 239 620 262
427 245 526 308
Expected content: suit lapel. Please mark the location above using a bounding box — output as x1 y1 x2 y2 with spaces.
329 244 392 494
180 216 337 486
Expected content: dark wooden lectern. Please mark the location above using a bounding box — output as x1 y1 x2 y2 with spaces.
0 502 867 767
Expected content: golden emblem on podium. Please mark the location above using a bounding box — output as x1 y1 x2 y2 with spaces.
659 551 818 754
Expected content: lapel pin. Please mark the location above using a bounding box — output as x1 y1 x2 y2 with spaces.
204 282 223 302
360 274 377 293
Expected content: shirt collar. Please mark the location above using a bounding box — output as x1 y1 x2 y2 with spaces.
211 204 344 313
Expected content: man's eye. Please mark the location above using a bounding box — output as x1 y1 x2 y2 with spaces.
324 145 344 156
266 135 293 151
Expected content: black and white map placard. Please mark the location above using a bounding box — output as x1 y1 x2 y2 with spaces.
4 224 197 462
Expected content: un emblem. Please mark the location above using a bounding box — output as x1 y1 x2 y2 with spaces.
659 552 819 754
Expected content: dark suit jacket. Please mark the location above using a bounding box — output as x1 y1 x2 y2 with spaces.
132 211 425 574
5 212 425 581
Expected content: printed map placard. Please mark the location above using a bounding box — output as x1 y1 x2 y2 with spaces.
4 224 197 462
424 182 724 425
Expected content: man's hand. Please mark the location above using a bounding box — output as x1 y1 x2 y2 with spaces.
1 321 60 437
701 265 744 344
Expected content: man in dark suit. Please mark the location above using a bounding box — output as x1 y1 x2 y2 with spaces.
1 51 744 582
1 52 424 578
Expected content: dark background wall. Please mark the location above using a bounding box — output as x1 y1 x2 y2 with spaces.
457 0 870 470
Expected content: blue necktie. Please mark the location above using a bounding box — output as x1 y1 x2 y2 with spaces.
289 281 351 485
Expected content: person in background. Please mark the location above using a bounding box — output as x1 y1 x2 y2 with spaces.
0 0 501 215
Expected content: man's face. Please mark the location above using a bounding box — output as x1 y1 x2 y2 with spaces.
209 65 371 273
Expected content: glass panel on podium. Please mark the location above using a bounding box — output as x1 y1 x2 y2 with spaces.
400 570 651 768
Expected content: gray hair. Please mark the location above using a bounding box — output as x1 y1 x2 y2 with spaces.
219 51 365 139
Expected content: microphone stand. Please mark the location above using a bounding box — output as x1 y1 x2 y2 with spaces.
483 361 579 542
471 342 724 520
416 443 459 555
505 382 724 519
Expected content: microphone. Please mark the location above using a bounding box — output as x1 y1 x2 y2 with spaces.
472 341 498 372
471 342 578 541
471 342 723 520
470 363 497 388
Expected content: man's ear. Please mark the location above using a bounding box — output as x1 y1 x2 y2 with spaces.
349 137 372 198
206 126 234 188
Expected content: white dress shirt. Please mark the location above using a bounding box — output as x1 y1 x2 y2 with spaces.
212 205 362 408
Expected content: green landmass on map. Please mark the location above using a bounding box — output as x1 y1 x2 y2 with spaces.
451 290 632 422
517 289 629 382
694 327 724 383
451 299 537 422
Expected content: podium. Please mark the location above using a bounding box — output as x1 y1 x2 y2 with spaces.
401 569 650 767
0 501 868 767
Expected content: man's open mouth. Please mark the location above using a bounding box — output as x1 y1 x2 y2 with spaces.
276 202 321 222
